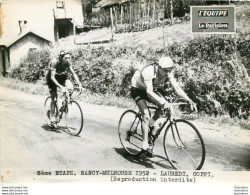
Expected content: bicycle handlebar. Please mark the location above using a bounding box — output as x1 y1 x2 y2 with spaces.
149 102 197 115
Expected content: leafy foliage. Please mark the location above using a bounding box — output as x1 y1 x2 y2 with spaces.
9 32 250 119
10 49 50 83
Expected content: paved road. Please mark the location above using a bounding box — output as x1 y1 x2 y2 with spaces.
0 86 250 183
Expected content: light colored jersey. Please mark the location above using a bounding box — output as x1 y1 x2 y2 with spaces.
132 66 156 90
132 65 171 91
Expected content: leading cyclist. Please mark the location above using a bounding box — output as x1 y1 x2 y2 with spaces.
46 51 83 128
131 56 197 157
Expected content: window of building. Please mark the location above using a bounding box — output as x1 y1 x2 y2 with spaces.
56 1 65 9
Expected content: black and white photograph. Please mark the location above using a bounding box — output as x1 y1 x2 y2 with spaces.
0 0 249 194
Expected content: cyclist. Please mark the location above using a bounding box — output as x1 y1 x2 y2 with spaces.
131 56 197 157
46 51 83 128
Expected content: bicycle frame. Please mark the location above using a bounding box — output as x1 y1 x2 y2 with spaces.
56 99 67 123
55 87 81 123
135 104 190 146
119 102 205 169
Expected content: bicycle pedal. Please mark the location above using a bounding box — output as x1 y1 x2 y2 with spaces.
51 121 58 129
142 149 155 158
148 139 154 146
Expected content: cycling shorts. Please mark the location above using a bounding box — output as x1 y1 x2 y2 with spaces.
47 75 67 93
131 87 152 103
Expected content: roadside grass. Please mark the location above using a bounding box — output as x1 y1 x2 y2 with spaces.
0 77 49 96
198 114 250 130
1 77 249 130
0 77 135 109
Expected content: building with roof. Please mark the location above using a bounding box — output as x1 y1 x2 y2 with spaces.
1 0 84 42
0 29 50 75
0 0 83 41
95 0 130 8
0 0 84 75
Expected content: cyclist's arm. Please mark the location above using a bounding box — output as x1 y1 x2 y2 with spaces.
144 80 166 107
69 65 82 89
169 72 194 104
50 61 64 91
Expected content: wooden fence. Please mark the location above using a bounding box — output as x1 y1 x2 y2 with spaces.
94 0 174 33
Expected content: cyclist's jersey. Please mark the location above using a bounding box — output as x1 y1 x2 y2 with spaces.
46 58 70 83
131 65 172 93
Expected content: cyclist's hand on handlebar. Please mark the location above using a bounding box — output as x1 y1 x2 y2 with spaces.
162 102 174 114
189 101 198 112
60 86 67 94
79 85 84 93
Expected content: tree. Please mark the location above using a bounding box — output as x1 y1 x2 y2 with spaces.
82 0 100 25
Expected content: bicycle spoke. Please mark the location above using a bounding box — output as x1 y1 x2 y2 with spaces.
170 123 181 148
170 148 183 164
128 140 142 150
181 148 200 164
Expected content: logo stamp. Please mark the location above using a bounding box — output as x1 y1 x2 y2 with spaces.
191 6 235 34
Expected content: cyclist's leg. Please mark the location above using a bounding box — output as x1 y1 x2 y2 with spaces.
48 77 61 120
65 79 73 93
64 79 73 103
136 99 150 150
149 92 165 122
49 89 58 126
131 88 151 150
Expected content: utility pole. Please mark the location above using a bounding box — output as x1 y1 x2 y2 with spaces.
110 7 114 41
162 1 165 50
170 0 173 25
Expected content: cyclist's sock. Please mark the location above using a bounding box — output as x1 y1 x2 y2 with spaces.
51 121 58 129
50 116 56 122
149 118 155 127
142 141 150 150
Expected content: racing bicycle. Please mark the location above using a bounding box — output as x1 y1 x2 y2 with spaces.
44 86 84 136
118 103 206 170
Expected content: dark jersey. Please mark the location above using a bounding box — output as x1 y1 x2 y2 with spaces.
46 58 70 84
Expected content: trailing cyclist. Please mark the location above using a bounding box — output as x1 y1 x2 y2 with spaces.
131 56 197 157
46 51 83 128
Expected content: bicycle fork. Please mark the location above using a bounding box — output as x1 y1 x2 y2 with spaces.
170 119 187 149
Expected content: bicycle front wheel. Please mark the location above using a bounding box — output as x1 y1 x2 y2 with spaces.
65 100 84 136
44 96 52 126
163 119 205 170
118 110 143 156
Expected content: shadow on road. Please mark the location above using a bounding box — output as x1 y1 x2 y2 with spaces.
41 124 62 134
114 148 173 169
41 124 82 137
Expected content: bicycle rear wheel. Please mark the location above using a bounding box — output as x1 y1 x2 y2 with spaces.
44 96 53 126
118 110 143 156
65 100 84 136
163 119 205 170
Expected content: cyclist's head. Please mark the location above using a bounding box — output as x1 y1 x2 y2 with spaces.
159 57 175 70
59 50 70 61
